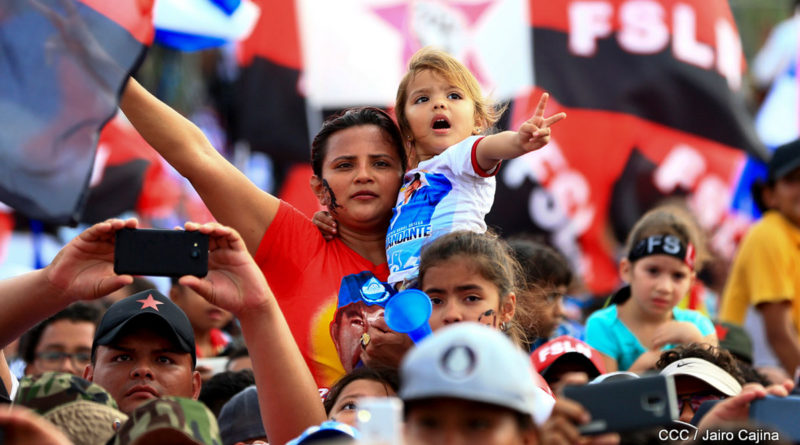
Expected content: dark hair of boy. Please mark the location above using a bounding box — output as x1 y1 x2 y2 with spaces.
197 369 255 417
508 237 573 289
18 302 101 365
323 367 399 415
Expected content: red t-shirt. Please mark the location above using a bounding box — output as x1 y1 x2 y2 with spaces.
254 201 389 389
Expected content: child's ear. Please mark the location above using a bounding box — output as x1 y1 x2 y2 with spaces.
310 176 330 206
762 185 777 210
500 293 516 323
619 258 632 284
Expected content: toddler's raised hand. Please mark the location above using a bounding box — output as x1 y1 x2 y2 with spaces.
518 92 567 152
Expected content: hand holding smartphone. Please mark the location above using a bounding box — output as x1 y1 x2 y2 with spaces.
562 374 678 435
114 228 209 278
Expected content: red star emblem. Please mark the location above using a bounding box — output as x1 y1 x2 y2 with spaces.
137 294 164 311
371 0 494 84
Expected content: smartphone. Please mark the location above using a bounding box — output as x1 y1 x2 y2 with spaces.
750 396 800 442
356 397 403 445
562 374 678 435
114 228 208 277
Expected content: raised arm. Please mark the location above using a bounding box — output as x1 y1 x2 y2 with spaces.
180 222 326 445
0 218 137 349
474 92 566 171
120 78 279 254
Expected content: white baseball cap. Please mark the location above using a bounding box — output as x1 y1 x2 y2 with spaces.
399 323 555 424
659 357 742 396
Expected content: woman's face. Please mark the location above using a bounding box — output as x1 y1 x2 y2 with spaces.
328 379 396 427
422 255 515 332
405 399 535 445
312 125 404 233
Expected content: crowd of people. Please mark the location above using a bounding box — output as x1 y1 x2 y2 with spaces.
1 22 800 445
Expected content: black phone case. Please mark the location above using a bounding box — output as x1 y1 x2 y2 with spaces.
563 375 678 435
114 228 208 277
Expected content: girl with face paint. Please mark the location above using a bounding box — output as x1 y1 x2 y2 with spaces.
417 231 523 344
585 206 718 373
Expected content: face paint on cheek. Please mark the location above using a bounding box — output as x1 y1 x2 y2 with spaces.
478 309 497 328
322 179 342 214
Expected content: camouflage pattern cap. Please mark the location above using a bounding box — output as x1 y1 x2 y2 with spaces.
15 371 121 414
14 372 127 445
110 396 222 445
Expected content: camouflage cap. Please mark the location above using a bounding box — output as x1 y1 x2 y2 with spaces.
14 372 127 445
110 396 222 445
15 371 120 414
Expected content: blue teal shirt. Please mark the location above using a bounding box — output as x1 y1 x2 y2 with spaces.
585 305 715 371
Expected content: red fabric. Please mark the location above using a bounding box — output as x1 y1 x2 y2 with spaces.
196 328 230 359
508 88 748 295
97 117 182 219
528 0 737 49
254 201 389 389
530 335 607 376
237 0 302 68
469 137 502 178
79 0 155 44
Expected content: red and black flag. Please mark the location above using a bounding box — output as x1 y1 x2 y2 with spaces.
0 0 154 224
486 0 765 294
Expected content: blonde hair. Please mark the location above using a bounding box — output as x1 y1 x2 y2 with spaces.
395 47 504 141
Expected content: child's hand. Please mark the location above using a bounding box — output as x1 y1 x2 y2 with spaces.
312 210 338 240
651 321 704 348
517 92 567 153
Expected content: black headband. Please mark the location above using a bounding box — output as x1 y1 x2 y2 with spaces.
628 234 695 270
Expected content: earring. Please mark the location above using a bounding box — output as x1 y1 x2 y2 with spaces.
500 322 509 332
473 127 482 135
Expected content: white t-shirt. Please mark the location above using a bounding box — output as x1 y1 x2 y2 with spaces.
386 136 497 284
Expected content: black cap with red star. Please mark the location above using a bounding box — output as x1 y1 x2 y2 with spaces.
92 289 196 366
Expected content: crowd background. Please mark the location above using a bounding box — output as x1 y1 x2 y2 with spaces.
2 1 800 444
0 0 795 319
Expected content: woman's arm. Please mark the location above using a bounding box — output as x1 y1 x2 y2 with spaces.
180 222 326 445
120 78 280 254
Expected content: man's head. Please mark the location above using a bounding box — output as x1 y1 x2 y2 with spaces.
508 238 572 340
400 323 555 445
330 272 399 372
20 302 101 376
84 289 201 414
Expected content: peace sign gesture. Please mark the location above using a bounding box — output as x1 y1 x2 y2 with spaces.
517 92 567 153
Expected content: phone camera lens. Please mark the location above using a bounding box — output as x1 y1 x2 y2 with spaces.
191 249 200 259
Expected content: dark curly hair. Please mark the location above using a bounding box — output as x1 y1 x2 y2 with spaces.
655 343 746 385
